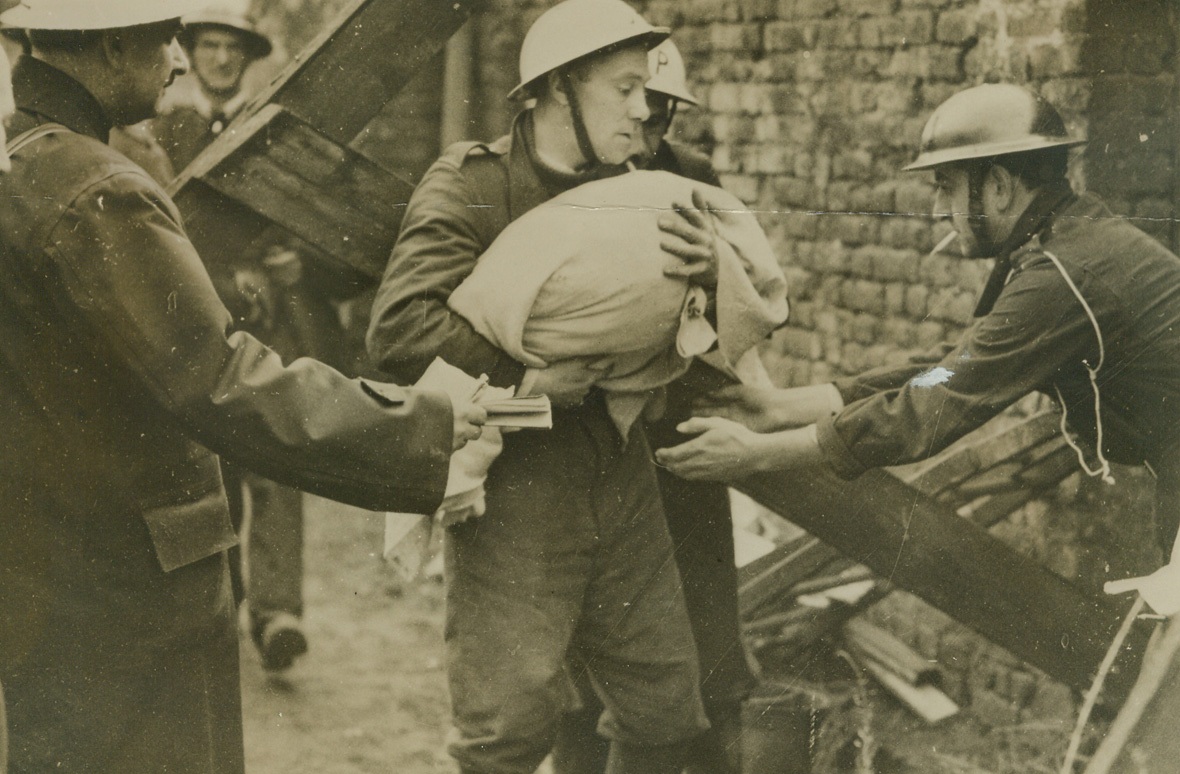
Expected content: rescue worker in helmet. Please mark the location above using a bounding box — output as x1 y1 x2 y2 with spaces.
552 37 753 774
658 82 1180 774
367 1 718 772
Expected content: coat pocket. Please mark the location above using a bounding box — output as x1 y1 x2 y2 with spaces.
141 486 238 572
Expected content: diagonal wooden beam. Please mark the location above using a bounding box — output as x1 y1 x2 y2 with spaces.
172 0 476 276
735 465 1143 691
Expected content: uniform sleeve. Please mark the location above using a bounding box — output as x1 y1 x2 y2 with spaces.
831 341 957 404
45 171 453 515
817 257 1099 478
366 157 527 387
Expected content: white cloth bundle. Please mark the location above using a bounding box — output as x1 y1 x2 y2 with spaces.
448 170 789 435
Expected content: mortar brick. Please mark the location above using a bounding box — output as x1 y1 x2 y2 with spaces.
841 279 886 314
765 20 819 50
826 181 854 212
839 0 897 17
871 246 921 282
1007 8 1059 38
825 214 880 245
859 15 906 48
779 327 824 359
915 320 946 348
904 284 929 318
851 50 891 77
895 179 934 214
740 83 779 114
741 0 780 21
754 145 793 174
884 284 906 316
929 44 965 80
708 83 742 113
814 16 859 47
881 217 933 252
712 114 756 143
847 244 874 277
790 300 816 329
881 317 915 346
712 23 763 52
934 7 977 44
850 314 880 345
783 210 820 239
786 0 838 18
774 176 815 207
711 145 740 174
728 174 764 205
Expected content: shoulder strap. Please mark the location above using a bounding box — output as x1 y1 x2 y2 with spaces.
6 122 71 155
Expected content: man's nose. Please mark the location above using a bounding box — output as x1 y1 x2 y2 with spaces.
627 88 650 123
169 39 190 76
931 188 951 221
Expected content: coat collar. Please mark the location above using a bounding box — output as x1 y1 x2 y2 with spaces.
973 185 1076 317
12 56 113 144
498 110 631 222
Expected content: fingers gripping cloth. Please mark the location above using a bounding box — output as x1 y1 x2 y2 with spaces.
447 170 790 436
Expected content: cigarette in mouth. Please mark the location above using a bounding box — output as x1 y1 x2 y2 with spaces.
931 230 958 256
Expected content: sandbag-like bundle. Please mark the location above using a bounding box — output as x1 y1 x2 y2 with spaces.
448 170 789 432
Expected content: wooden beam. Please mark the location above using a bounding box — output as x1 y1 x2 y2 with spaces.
172 0 475 277
175 106 413 277
250 0 474 145
735 465 1141 691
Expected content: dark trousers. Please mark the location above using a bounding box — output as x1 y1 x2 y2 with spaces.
224 462 304 624
444 398 708 774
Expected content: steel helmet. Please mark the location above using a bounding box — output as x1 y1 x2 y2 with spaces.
646 39 697 105
904 84 1084 172
179 7 272 60
508 0 669 101
0 0 210 29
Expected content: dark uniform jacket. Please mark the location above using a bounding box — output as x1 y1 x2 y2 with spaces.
817 188 1180 545
0 57 452 773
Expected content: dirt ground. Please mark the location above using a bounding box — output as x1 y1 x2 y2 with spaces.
238 496 1073 774
240 495 456 774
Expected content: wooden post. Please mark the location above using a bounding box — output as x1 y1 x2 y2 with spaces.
735 465 1142 691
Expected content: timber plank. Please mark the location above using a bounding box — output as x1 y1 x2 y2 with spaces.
175 107 413 277
735 465 1140 691
172 0 475 277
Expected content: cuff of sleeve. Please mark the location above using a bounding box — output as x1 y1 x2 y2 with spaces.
487 355 527 391
815 414 868 480
830 377 860 405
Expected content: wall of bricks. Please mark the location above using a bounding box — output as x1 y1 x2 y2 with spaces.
249 0 1177 732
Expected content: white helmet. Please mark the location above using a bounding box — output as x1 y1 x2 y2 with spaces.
508 0 669 101
647 39 698 106
1 0 210 29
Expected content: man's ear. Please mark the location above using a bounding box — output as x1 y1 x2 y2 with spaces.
987 163 1017 213
547 70 570 107
99 29 126 70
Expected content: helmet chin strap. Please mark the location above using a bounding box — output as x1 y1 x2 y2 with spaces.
561 70 601 171
966 164 997 257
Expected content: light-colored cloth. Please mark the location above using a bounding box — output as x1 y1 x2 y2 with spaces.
384 358 506 580
448 170 789 435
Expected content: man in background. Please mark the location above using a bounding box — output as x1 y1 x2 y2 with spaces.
154 6 350 672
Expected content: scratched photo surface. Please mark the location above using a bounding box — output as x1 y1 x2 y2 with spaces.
6 0 1179 772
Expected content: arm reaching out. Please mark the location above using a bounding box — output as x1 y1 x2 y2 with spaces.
654 417 825 481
